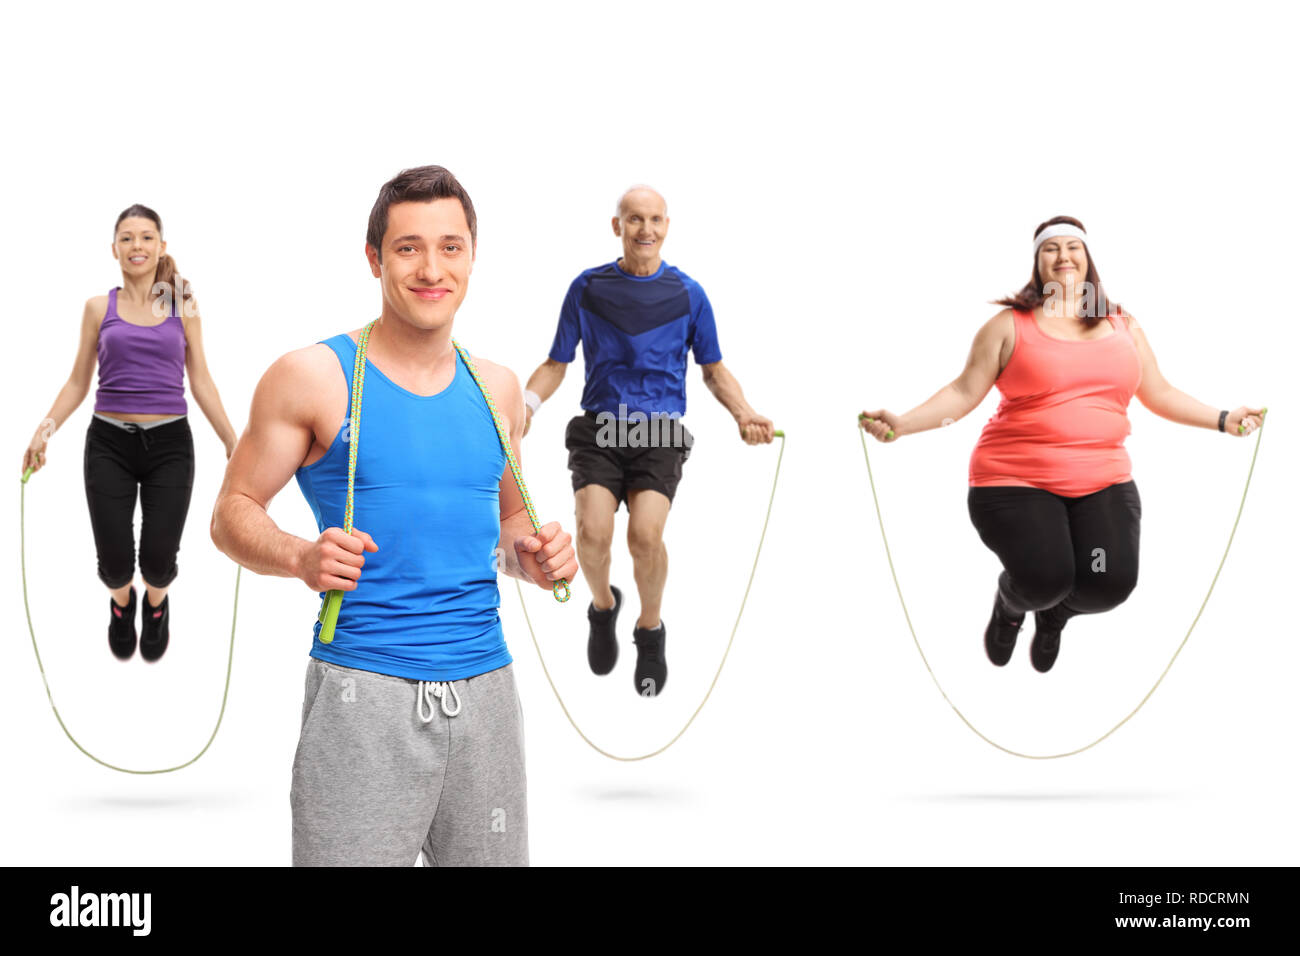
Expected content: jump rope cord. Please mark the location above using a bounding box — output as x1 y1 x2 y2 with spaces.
327 320 786 760
857 412 1267 759
20 467 240 774
514 430 785 762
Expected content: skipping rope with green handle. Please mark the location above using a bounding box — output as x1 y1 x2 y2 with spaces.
857 407 1268 759
21 464 241 774
316 320 569 645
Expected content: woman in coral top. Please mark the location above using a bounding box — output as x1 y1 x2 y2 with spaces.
861 216 1263 673
22 205 238 662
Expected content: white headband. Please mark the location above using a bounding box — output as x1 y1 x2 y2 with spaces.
1033 223 1088 253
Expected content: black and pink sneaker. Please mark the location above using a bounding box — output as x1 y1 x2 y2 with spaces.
108 587 137 661
140 593 170 663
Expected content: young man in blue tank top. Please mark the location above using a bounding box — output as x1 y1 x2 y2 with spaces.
212 166 578 867
523 186 774 697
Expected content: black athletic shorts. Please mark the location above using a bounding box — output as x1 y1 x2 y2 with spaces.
564 411 693 508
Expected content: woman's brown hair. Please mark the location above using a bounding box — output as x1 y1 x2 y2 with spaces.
995 215 1118 328
114 204 191 308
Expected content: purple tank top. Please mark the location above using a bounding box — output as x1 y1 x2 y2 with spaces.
94 287 189 415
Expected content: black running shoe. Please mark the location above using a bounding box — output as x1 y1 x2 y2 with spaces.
633 621 667 697
983 594 1023 667
587 586 622 675
1030 614 1063 674
140 592 170 663
108 587 137 661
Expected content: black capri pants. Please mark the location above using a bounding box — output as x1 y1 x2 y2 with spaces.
967 480 1141 623
83 415 195 589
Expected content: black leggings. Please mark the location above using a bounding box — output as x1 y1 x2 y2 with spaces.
967 481 1141 624
83 415 195 589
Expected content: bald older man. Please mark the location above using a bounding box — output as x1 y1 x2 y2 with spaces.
523 186 773 698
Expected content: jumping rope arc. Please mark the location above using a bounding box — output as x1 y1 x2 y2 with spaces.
512 430 785 761
20 466 240 774
857 411 1267 759
323 319 786 760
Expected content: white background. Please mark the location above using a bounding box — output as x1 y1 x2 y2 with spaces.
2 0 1295 866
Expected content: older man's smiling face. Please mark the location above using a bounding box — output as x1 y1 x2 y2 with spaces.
612 188 669 275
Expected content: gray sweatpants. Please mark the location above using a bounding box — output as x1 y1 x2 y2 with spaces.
290 658 528 867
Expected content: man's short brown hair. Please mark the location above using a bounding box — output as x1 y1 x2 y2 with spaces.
367 165 477 260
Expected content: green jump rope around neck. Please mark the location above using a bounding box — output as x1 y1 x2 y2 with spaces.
857 408 1267 759
331 320 787 761
316 320 570 647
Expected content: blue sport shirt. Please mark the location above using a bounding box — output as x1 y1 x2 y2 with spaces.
547 260 723 417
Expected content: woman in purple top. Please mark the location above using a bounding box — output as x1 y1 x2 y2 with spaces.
22 205 238 661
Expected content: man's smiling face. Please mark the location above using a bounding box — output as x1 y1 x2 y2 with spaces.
368 198 475 329
612 188 669 271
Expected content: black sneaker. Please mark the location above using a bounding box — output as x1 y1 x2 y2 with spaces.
1030 608 1065 673
140 592 170 663
108 587 137 661
983 594 1023 667
633 621 667 697
587 586 622 675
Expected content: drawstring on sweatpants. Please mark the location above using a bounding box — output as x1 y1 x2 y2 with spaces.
121 422 151 451
417 680 462 721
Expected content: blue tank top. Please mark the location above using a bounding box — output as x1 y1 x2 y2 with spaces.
294 332 511 681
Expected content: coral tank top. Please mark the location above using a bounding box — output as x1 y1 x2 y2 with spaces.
969 309 1142 497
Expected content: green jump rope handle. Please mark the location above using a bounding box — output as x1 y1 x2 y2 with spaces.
317 588 344 644
773 429 785 438
857 412 894 440
22 466 34 484
1238 406 1269 434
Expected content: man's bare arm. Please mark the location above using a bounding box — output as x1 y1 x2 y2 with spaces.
210 348 376 590
524 358 567 403
522 358 567 435
700 360 775 444
488 360 540 580
479 357 577 588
